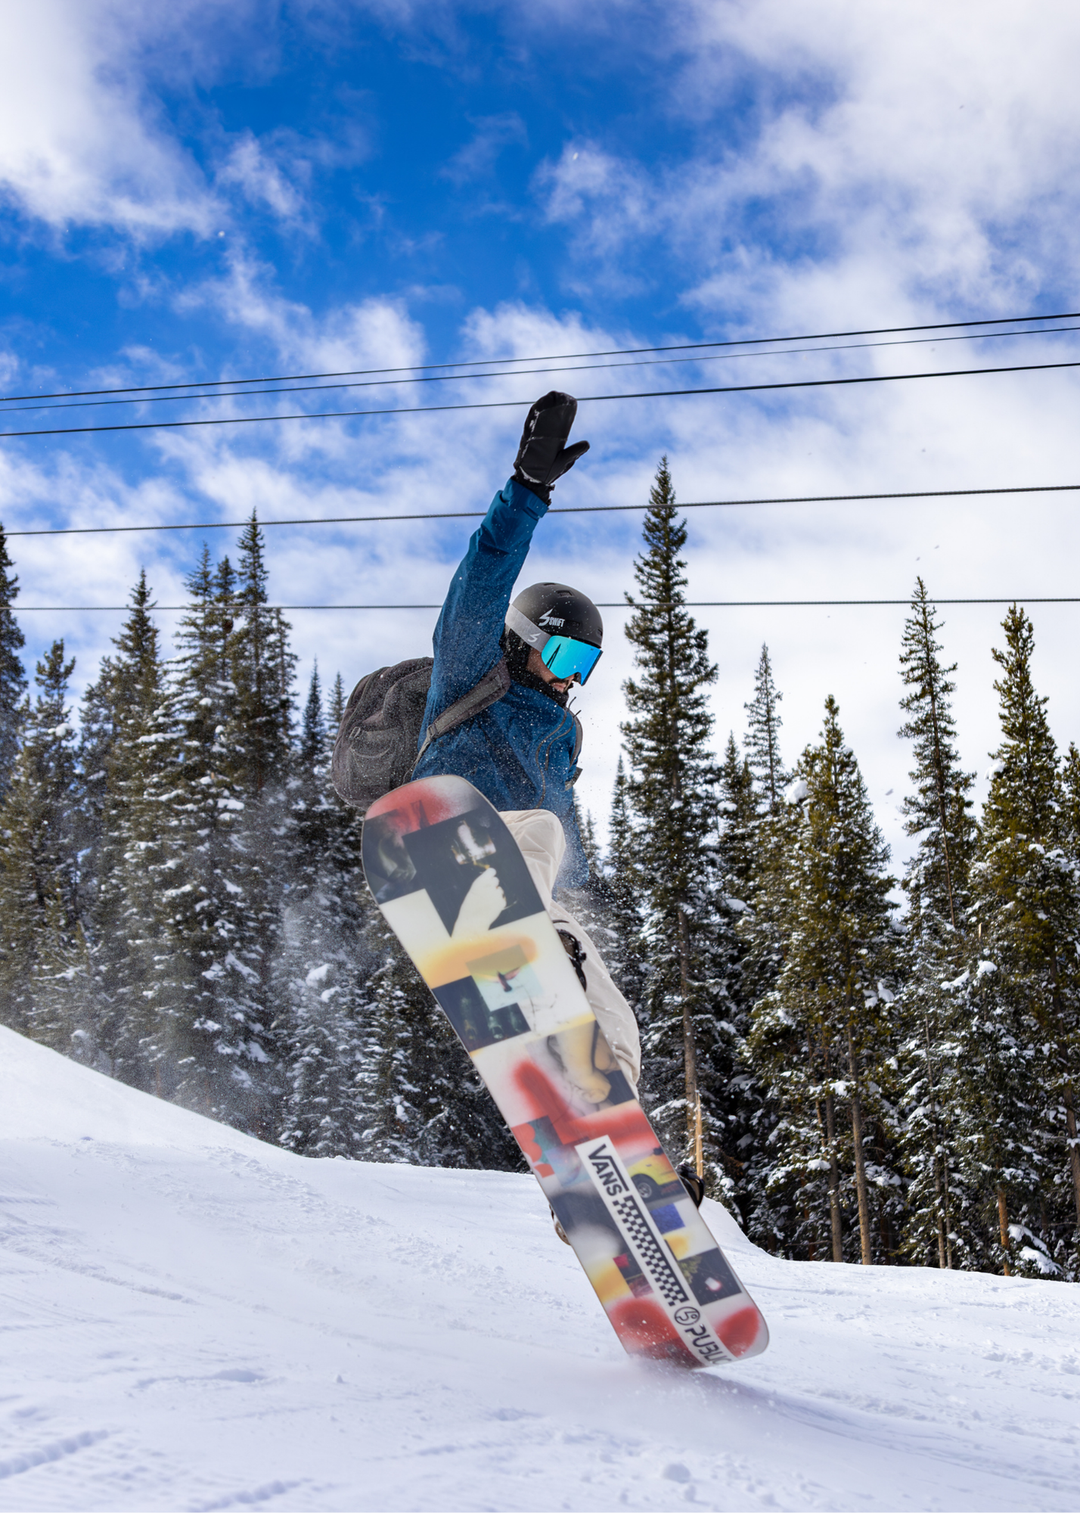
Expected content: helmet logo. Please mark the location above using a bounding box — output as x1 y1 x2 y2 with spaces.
537 612 565 628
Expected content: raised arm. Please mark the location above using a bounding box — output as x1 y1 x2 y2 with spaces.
427 478 547 713
426 391 590 719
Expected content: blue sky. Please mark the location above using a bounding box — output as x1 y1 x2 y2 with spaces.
3 0 1080 862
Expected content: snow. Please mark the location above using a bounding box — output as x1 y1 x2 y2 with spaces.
2 1027 1080 1512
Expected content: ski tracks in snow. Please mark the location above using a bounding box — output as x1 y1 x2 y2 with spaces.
2 1026 1080 1511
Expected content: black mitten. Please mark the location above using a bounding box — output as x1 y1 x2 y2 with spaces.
512 390 590 503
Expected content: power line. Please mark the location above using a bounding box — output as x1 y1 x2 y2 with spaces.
4 307 1077 404
5 356 1080 441
6 323 1080 418
9 597 1078 613
656 596 1080 608
6 479 1080 539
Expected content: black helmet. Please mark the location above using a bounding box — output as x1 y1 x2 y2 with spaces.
504 583 603 687
505 582 603 649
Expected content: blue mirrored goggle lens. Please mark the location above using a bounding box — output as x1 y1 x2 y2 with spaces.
541 635 603 684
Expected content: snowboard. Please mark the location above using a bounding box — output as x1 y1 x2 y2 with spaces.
362 775 769 1369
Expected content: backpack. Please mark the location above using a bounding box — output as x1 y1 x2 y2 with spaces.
330 656 512 811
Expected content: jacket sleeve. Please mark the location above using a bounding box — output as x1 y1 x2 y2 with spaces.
426 477 547 721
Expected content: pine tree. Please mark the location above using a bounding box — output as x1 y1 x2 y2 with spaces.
733 650 797 1246
1062 742 1080 844
277 665 379 1157
0 642 81 1044
604 756 648 1018
745 698 897 1263
80 572 179 1088
219 517 297 1134
744 645 788 811
714 733 773 1231
301 663 323 765
162 544 284 1132
621 457 728 1178
737 645 796 1015
716 735 757 903
230 514 295 796
0 524 26 800
898 581 977 933
970 607 1080 1277
328 672 347 730
894 581 982 1269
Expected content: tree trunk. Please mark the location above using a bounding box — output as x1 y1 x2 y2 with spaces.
847 1029 873 1265
824 1092 843 1262
996 1185 1011 1277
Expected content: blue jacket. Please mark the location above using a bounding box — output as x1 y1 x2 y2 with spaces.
414 477 589 889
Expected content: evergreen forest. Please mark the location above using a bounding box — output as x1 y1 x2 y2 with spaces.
1 475 1077 1283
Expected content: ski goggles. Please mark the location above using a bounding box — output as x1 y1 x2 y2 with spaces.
540 634 603 685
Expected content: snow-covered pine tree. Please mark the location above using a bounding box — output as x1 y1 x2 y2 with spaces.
0 524 27 800
745 697 897 1263
277 665 379 1158
328 671 347 730
0 642 82 1045
717 734 757 901
1058 741 1080 1262
970 606 1080 1278
151 547 241 1115
744 645 788 812
301 664 322 760
77 572 183 1090
737 644 796 1014
1062 742 1080 839
894 580 983 1269
714 732 774 1235
193 516 297 1135
230 515 295 796
732 648 798 1249
603 756 648 1021
898 582 977 934
161 545 285 1132
621 458 736 1184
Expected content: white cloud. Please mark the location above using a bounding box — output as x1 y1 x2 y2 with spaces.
537 0 1080 322
536 143 657 267
441 113 527 185
0 0 221 237
173 256 427 375
216 135 308 224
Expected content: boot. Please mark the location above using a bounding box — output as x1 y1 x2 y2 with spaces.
677 1164 706 1208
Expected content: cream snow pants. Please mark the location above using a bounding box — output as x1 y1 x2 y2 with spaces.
501 808 641 1093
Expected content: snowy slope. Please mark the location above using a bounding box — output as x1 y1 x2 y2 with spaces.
2 1027 1079 1513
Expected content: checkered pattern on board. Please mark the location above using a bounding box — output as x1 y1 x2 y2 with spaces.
612 1193 690 1308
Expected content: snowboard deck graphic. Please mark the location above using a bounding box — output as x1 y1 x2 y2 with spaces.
362 776 769 1369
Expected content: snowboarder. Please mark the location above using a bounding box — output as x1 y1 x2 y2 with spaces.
413 391 642 1105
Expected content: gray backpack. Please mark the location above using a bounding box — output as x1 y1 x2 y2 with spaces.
330 656 512 811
